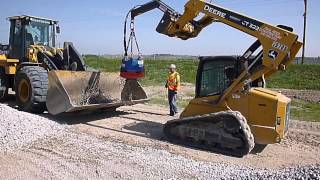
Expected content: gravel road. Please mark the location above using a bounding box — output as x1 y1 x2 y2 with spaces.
0 103 319 179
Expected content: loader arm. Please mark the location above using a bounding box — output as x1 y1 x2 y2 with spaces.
129 0 178 19
127 0 202 40
155 0 302 105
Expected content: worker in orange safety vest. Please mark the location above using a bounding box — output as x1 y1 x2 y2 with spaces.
165 64 180 116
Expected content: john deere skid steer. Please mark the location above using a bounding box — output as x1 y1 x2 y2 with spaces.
0 15 147 115
125 0 302 156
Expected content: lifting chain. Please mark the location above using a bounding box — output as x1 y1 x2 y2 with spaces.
124 9 141 57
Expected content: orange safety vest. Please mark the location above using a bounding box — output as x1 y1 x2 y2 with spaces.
167 72 180 91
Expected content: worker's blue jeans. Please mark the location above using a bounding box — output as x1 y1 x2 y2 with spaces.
168 90 178 116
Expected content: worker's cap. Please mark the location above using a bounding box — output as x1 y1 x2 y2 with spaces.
169 64 176 69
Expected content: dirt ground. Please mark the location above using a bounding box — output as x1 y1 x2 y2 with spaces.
1 88 320 179
69 104 320 168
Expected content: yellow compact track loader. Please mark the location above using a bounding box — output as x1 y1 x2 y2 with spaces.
0 15 147 115
127 0 302 156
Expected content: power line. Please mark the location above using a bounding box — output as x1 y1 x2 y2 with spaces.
302 0 307 64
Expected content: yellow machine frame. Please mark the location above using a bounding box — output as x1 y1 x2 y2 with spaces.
163 0 302 144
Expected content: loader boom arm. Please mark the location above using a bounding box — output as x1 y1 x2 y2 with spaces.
129 0 178 19
127 0 200 40
133 0 302 105
166 0 302 104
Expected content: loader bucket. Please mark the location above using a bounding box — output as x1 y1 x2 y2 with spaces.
46 70 148 115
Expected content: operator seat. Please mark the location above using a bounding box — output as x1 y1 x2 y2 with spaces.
26 32 34 46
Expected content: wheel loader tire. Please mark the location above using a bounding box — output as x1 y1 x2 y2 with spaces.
15 66 48 114
0 67 9 101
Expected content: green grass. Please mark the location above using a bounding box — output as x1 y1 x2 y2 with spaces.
84 55 198 86
84 55 121 72
267 64 320 90
141 58 198 86
85 55 320 90
291 100 320 122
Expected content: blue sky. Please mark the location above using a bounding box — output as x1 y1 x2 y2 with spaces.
0 0 319 56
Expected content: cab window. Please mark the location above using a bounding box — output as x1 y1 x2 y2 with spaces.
25 20 54 47
198 59 235 97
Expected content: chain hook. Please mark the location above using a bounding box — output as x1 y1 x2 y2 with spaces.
130 19 135 31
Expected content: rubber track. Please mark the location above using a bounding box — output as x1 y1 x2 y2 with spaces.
163 111 255 157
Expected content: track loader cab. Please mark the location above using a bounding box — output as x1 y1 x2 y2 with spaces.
195 56 240 98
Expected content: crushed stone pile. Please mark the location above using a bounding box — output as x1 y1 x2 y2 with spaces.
0 104 66 151
30 130 320 179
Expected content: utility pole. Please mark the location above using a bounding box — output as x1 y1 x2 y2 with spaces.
302 0 307 64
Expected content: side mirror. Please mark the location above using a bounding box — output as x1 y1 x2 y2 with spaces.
0 44 10 54
56 26 60 34
0 44 9 51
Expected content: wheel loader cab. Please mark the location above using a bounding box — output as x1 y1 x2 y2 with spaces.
7 15 58 61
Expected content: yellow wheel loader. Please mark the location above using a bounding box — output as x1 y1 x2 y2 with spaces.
0 15 147 115
127 0 302 156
